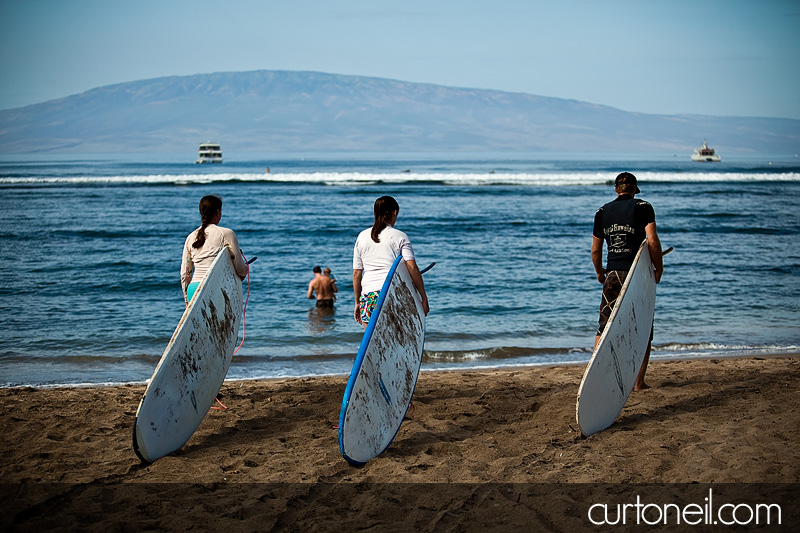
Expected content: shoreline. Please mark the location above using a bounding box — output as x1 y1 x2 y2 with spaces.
5 350 798 391
2 355 798 529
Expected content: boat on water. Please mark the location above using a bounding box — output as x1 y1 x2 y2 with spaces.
195 143 222 164
691 139 721 162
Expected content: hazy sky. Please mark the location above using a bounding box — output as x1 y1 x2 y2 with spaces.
1 0 799 118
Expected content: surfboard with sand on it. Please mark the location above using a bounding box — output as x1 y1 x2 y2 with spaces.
575 240 667 437
338 256 433 465
133 247 243 463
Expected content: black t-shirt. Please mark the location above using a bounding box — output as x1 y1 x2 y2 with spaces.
593 195 656 270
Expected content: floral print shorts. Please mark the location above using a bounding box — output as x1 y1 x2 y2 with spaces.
358 290 381 325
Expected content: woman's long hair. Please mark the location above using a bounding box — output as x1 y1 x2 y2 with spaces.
192 195 223 249
371 195 399 243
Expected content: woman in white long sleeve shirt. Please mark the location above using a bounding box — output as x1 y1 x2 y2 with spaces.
180 195 248 305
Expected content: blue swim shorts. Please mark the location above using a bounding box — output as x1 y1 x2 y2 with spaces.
186 282 201 303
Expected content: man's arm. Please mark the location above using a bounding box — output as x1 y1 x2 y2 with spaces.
645 222 663 283
307 279 315 299
591 236 606 284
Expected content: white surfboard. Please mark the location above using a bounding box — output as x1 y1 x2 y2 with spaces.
133 248 243 463
576 240 657 436
338 256 431 465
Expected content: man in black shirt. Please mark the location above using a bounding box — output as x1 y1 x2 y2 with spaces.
591 172 663 390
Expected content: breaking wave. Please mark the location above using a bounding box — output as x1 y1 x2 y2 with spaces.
2 171 799 187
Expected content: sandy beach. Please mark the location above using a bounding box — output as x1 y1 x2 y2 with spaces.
2 355 798 531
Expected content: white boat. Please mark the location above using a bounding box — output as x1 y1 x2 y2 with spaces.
691 139 721 162
195 143 222 164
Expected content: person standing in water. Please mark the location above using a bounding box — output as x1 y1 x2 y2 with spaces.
307 265 338 308
181 195 249 305
352 195 429 327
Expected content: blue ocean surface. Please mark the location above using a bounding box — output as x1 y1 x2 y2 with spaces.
1 152 799 387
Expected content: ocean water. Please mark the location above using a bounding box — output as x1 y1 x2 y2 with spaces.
1 152 799 387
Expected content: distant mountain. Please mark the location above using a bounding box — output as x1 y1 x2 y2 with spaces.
1 70 798 154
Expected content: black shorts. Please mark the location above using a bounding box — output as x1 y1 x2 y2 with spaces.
316 298 334 308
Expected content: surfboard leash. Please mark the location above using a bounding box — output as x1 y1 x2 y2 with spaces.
232 252 256 357
211 395 228 410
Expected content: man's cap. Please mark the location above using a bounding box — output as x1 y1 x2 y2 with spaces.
615 172 640 193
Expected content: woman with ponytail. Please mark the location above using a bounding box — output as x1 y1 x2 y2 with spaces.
180 195 249 305
352 196 428 326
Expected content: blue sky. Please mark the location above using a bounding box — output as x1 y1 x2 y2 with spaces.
1 0 799 118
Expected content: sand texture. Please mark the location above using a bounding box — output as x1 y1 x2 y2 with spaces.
1 356 798 531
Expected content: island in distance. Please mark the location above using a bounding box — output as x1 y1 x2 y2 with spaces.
1 70 798 154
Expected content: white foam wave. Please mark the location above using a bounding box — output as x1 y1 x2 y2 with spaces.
425 350 491 362
657 343 799 357
0 173 265 185
2 171 799 186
